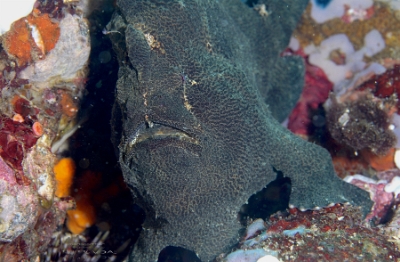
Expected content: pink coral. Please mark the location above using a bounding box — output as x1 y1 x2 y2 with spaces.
0 156 38 242
345 175 394 222
0 142 72 260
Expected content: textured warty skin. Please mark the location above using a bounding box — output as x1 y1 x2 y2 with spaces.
108 0 373 261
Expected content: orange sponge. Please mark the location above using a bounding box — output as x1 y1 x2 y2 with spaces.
332 156 367 179
26 11 60 54
66 170 99 234
54 158 76 198
67 197 96 234
362 148 396 172
66 170 126 234
2 10 60 66
3 18 32 66
60 92 79 117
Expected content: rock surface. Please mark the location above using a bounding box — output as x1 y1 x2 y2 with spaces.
221 204 400 262
108 0 373 261
0 0 91 259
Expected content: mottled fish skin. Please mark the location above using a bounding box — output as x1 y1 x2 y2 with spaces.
108 0 373 261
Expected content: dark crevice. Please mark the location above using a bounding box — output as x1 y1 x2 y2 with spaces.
158 246 202 262
67 1 143 260
238 167 291 225
242 0 260 7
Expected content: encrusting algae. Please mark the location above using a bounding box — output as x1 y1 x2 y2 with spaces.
2 9 60 66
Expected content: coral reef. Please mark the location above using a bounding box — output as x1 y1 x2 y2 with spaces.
0 0 91 259
341 169 400 248
345 174 394 222
282 2 400 256
287 1 400 145
358 64 400 109
18 12 90 83
286 0 400 198
326 91 396 155
0 155 38 242
0 199 73 261
294 1 400 61
108 0 372 261
220 204 400 261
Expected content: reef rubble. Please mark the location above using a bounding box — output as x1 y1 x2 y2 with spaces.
220 204 400 262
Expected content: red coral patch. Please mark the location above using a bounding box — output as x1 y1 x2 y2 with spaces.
0 116 38 173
